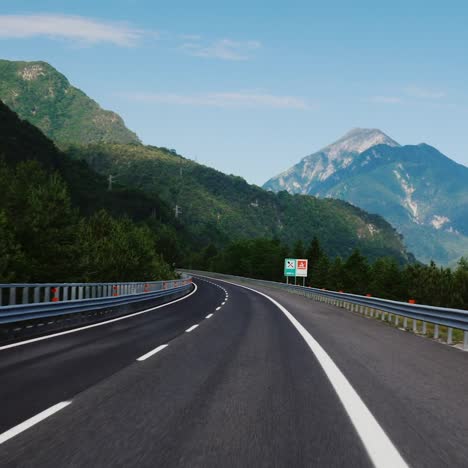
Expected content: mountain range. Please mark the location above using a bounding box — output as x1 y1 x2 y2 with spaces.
264 129 468 265
0 59 412 264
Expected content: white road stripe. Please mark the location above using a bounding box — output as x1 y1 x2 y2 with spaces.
216 306 221 311
0 283 198 351
197 275 408 468
185 324 199 332
206 314 213 319
0 401 71 445
137 344 168 361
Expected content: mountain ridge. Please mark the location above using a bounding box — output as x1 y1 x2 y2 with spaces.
265 131 468 265
0 59 140 146
264 128 400 194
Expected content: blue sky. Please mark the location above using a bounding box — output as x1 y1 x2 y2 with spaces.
1 0 467 184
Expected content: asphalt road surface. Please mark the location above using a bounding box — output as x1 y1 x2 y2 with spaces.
1 275 467 467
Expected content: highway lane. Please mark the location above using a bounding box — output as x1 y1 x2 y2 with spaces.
208 276 468 468
1 275 467 467
1 276 375 467
0 280 224 434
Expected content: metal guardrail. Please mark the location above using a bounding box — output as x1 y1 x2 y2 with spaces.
185 270 468 350
0 276 192 329
0 279 189 307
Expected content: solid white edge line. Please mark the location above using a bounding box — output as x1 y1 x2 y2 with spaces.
195 275 408 468
206 314 213 319
0 401 71 445
0 283 198 351
137 344 168 362
185 324 199 333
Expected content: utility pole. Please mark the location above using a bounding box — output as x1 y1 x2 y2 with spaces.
107 175 116 191
174 204 182 219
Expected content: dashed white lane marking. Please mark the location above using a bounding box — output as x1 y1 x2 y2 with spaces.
0 283 198 351
137 344 168 362
196 275 408 468
185 324 199 333
222 302 226 305
0 401 71 445
216 306 221 311
206 314 213 319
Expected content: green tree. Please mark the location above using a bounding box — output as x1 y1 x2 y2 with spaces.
343 249 370 294
292 239 305 259
0 211 24 282
369 258 406 300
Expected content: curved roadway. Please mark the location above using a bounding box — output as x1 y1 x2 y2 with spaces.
1 275 468 467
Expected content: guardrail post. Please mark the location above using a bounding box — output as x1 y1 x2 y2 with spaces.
9 287 16 305
78 286 84 300
434 324 439 339
447 328 453 345
44 287 50 303
413 320 418 333
403 317 408 329
395 315 399 326
22 287 29 304
421 322 427 335
34 287 40 303
464 331 468 351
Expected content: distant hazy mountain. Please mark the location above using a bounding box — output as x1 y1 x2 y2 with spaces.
0 59 140 146
264 129 468 265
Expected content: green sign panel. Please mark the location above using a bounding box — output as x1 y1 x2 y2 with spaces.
284 258 296 276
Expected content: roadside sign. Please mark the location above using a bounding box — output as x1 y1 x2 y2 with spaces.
296 259 308 277
284 258 296 276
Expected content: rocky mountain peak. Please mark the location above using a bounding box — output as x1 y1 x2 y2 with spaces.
322 128 400 161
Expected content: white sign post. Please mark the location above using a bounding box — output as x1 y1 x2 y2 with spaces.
296 259 308 286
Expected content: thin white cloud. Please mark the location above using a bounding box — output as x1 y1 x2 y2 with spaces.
181 38 261 61
0 14 146 46
405 86 446 99
370 96 403 104
179 34 202 41
123 91 311 110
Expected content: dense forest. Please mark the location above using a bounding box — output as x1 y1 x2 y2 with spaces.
0 100 179 282
195 237 468 310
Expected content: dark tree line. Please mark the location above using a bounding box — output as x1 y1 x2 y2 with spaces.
0 161 174 282
194 237 468 310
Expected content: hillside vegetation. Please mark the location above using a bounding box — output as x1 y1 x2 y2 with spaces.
68 143 414 264
0 100 177 282
0 60 140 146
